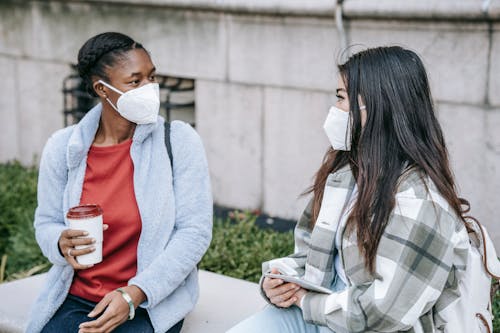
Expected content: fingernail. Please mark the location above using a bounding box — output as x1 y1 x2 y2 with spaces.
91 238 96 243
87 264 94 268
83 231 89 236
90 246 96 251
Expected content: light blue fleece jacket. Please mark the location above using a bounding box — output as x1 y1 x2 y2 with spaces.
27 104 213 333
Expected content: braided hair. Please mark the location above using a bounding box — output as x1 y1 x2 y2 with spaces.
77 32 145 97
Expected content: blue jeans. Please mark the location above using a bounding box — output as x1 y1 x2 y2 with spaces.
227 276 346 333
41 294 183 333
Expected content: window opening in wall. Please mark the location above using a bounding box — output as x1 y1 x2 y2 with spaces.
62 67 195 127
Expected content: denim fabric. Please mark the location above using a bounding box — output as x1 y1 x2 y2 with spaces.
40 295 184 333
226 274 346 333
226 305 327 333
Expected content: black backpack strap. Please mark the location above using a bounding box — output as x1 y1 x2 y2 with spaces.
164 121 173 169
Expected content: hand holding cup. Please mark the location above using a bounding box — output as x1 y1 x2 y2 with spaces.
59 228 100 270
60 204 106 269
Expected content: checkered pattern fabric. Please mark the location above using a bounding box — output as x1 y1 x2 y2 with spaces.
261 165 469 333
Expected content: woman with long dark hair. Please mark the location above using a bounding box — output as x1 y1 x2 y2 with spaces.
228 46 472 332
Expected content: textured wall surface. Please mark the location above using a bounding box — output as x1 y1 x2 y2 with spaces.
1 0 498 244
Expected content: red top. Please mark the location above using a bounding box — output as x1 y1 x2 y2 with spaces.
69 139 142 302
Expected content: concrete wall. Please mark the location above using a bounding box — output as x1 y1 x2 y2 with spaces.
1 0 499 244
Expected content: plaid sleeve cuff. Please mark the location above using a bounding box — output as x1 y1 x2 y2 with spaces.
301 292 328 325
302 290 349 326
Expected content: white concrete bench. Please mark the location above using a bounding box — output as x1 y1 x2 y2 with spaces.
0 270 266 333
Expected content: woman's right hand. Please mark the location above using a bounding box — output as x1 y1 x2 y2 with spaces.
262 268 301 308
58 224 108 270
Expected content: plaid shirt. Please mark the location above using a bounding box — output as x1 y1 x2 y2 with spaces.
262 165 469 332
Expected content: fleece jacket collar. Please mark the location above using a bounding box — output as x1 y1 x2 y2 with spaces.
66 103 158 169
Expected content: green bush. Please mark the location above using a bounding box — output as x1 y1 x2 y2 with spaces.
493 287 500 332
0 162 49 282
199 212 294 283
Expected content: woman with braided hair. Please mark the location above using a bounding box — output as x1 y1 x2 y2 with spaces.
27 32 213 333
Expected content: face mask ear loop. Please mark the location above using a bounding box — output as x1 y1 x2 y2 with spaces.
105 97 119 112
346 111 353 150
98 80 124 95
98 80 123 112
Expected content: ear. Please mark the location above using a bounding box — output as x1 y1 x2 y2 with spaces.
93 81 107 98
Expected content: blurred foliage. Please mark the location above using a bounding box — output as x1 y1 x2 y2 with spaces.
199 211 294 283
0 161 49 282
1 162 500 332
493 285 500 332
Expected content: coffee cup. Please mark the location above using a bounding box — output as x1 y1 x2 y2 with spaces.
66 204 103 265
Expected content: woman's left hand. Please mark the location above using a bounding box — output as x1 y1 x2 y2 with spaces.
293 288 308 308
78 286 146 333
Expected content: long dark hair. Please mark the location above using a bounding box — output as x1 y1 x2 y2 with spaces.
308 46 469 273
77 32 145 97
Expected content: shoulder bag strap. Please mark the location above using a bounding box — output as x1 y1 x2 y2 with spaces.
164 121 173 169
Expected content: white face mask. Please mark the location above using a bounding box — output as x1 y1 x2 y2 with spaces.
98 80 160 124
323 106 352 151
